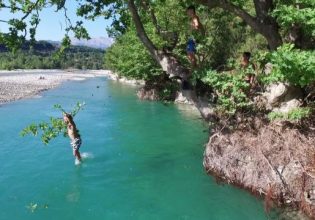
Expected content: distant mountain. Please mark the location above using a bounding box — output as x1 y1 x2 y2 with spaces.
0 40 106 53
0 37 112 53
70 37 114 49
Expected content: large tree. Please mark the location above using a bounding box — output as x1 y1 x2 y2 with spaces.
195 0 282 50
195 0 314 49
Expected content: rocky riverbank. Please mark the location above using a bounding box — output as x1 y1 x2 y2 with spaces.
0 69 112 105
204 116 315 219
135 81 315 219
0 69 144 105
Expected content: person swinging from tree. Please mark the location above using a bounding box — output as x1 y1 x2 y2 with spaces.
186 5 204 68
63 112 82 164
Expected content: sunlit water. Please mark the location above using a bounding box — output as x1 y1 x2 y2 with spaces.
0 77 273 220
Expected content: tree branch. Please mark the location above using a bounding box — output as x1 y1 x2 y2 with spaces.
194 0 282 49
140 0 161 34
127 0 189 79
127 0 159 62
196 0 260 33
140 0 178 51
21 0 41 21
253 0 274 19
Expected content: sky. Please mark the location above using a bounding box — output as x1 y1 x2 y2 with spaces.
0 1 113 41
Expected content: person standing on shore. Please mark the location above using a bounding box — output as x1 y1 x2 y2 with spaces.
63 113 82 164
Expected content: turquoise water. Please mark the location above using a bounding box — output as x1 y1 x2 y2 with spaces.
0 77 270 220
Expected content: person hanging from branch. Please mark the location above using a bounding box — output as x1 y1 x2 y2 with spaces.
63 112 82 165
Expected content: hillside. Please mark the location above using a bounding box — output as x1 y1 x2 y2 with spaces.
0 41 105 70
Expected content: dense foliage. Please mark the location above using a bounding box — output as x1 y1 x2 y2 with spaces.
272 0 315 42
259 44 315 87
104 28 162 80
200 69 252 114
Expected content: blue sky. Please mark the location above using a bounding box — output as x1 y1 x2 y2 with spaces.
0 1 112 41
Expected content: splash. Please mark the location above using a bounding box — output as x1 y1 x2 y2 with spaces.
81 152 94 159
74 158 81 166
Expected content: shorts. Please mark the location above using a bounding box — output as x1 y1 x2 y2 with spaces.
71 137 82 151
186 38 196 53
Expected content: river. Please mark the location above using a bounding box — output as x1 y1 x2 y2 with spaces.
0 77 272 219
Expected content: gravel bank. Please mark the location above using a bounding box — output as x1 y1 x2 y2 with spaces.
0 69 110 105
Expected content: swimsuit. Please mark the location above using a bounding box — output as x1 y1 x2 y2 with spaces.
186 38 196 53
71 137 82 151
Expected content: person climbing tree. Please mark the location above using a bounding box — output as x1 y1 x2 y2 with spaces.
186 5 204 68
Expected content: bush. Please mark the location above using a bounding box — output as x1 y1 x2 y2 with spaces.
104 28 163 80
200 69 251 115
268 107 312 121
259 44 315 87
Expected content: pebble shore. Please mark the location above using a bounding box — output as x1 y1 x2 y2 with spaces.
0 69 111 105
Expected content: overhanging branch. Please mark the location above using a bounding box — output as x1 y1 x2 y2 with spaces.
196 0 260 33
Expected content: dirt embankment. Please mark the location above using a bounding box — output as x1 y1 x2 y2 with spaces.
204 116 315 219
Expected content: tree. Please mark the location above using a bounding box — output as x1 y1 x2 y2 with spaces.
1 0 314 118
127 0 190 79
194 0 282 50
196 0 314 49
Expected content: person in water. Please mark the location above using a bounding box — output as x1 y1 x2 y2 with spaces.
63 113 82 163
186 5 204 68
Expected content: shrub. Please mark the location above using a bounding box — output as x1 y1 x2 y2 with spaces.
200 69 251 115
268 107 312 121
259 44 315 87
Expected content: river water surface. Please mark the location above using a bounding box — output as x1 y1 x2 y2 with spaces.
0 77 272 219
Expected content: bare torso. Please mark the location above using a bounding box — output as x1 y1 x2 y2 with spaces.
67 123 80 141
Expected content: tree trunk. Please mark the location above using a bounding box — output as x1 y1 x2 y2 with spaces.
195 0 282 50
127 0 215 120
127 0 189 78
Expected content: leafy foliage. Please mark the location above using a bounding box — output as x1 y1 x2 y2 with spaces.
0 1 91 51
20 102 85 145
104 28 163 80
200 69 251 114
268 107 312 121
259 44 315 87
272 0 315 38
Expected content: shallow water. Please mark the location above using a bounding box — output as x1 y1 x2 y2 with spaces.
0 77 272 220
